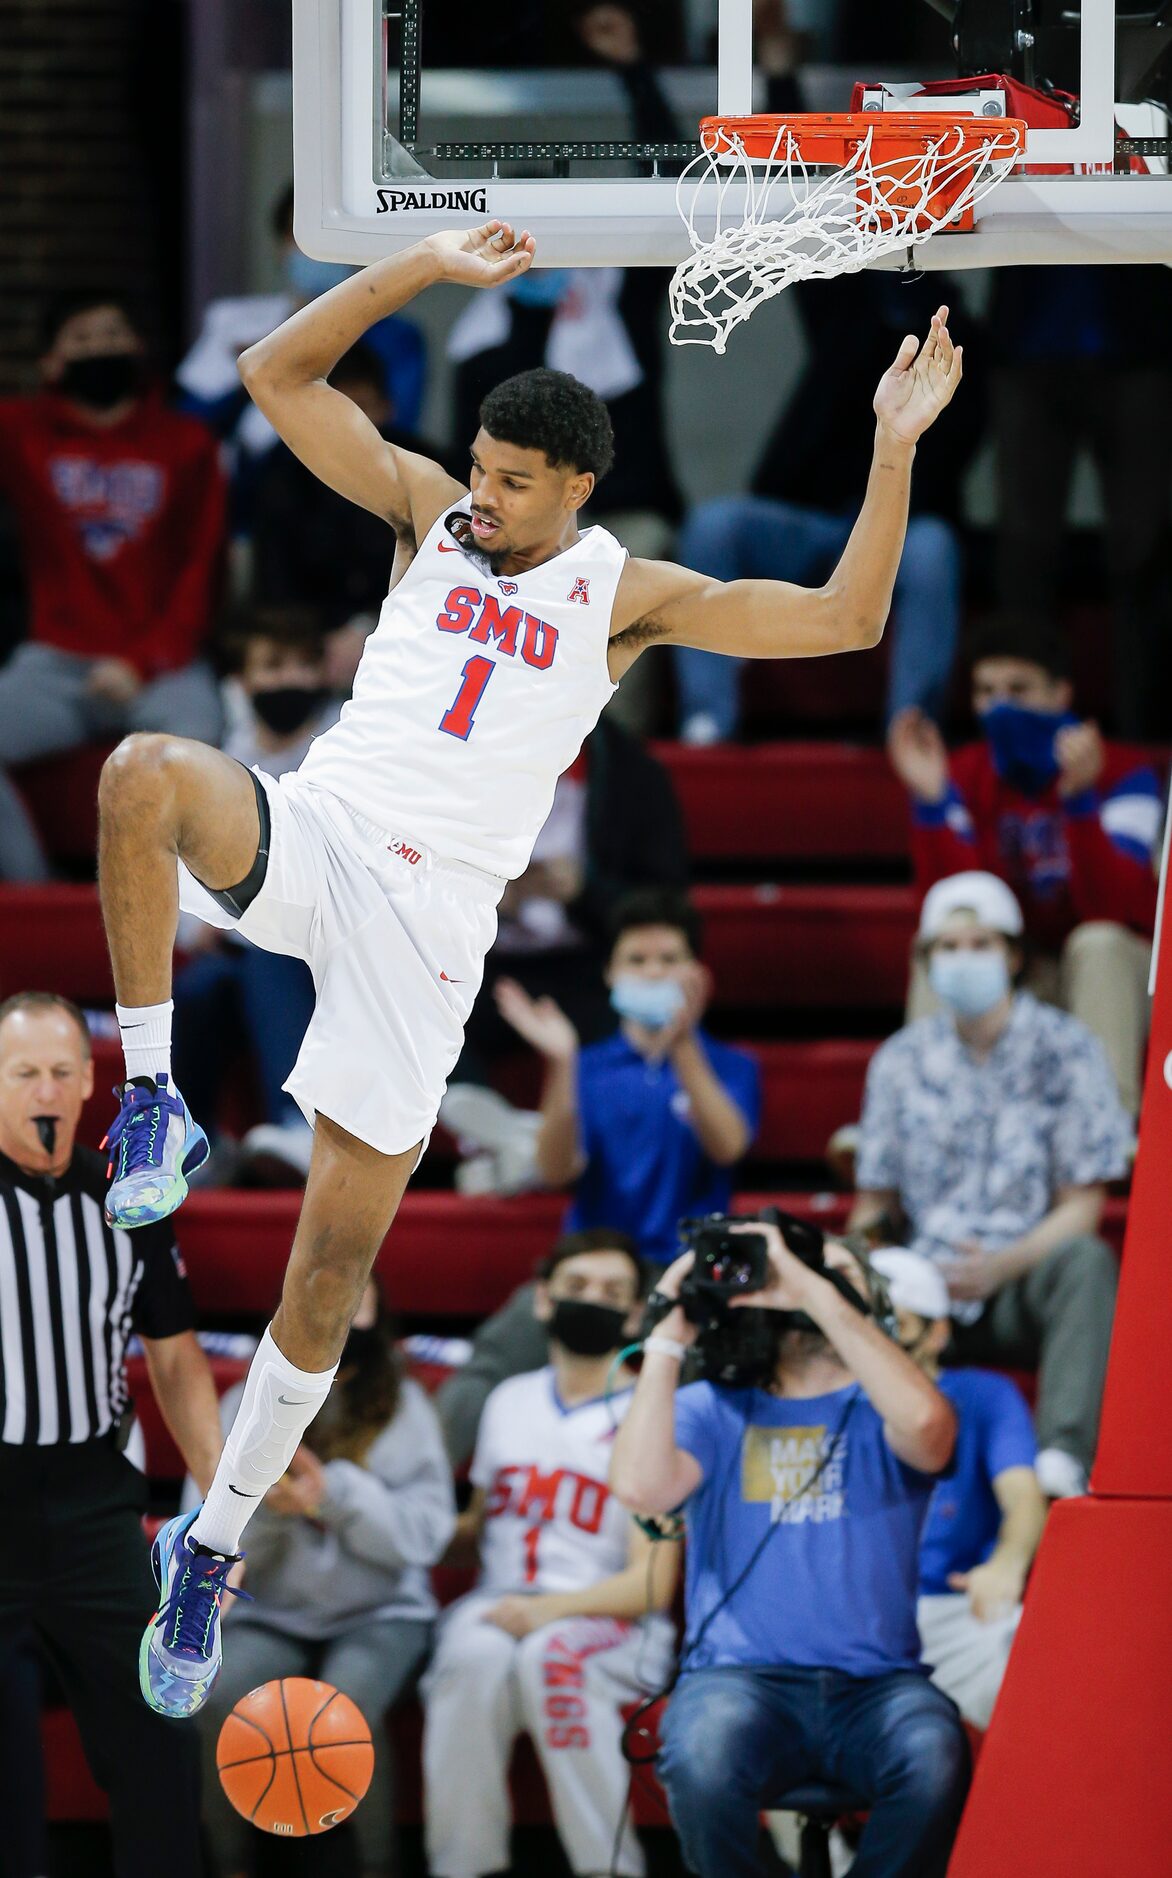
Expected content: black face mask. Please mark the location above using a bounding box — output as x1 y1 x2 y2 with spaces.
250 685 330 736
340 1324 381 1370
549 1299 629 1358
59 353 143 410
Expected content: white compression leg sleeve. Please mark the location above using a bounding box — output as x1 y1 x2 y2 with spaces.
190 1325 337 1557
116 999 173 1085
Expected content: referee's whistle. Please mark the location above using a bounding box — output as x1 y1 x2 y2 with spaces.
34 1116 57 1156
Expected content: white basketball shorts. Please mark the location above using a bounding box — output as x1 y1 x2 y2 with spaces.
177 769 503 1156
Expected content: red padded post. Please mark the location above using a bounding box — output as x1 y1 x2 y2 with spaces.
1093 868 1172 1493
947 1500 1172 1875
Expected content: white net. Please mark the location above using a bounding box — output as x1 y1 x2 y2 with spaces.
669 119 1021 353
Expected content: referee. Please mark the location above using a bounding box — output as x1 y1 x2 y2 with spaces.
0 990 224 1876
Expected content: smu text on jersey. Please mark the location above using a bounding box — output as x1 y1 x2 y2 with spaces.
485 1462 613 1534
438 586 559 669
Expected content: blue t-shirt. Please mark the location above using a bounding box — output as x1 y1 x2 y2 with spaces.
918 1370 1037 1596
567 1029 761 1264
673 1380 941 1676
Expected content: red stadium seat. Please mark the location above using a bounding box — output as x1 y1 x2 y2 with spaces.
158 1189 1130 1323
692 884 917 1010
0 886 111 1004
0 883 919 1014
753 1039 875 1159
42 1707 108 1824
124 1353 248 1478
654 742 909 863
12 744 113 869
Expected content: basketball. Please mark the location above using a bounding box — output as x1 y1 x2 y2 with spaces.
216 1677 374 1838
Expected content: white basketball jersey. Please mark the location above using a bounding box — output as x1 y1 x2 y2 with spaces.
298 503 624 879
470 1369 635 1598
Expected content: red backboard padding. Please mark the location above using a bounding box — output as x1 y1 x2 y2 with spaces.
947 1497 1172 1877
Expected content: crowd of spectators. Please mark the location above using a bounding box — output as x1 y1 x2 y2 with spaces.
0 7 1162 1872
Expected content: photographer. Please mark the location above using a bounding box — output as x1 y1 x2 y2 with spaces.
610 1222 969 1878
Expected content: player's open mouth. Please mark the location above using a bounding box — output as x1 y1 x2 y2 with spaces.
471 514 500 540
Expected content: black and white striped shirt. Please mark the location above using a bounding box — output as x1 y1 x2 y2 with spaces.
0 1145 195 1446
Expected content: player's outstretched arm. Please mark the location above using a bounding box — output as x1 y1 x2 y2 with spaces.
610 309 962 666
238 222 535 536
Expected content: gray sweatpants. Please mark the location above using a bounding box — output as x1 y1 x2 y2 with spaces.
0 641 223 880
947 1235 1117 1472
198 1614 431 1877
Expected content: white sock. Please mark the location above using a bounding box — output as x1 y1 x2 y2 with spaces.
116 999 173 1086
190 1324 337 1557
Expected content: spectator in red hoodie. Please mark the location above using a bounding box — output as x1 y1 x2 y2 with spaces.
888 617 1160 1114
0 293 226 880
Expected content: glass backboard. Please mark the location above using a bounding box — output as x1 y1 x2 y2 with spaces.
292 0 1172 270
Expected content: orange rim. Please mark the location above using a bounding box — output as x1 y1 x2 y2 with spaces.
699 112 1027 168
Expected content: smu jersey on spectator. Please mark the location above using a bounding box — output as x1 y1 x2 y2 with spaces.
470 1369 634 1596
0 393 225 674
299 504 624 879
911 741 1162 951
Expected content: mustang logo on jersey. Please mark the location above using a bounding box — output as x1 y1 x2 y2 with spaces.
437 585 559 671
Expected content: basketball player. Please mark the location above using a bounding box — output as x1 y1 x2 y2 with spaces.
93 220 961 1717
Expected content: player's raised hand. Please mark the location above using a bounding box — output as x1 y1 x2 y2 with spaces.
426 221 536 289
873 306 962 444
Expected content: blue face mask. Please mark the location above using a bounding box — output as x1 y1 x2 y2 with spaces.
928 948 1011 1019
509 267 572 308
610 976 686 1031
981 700 1079 790
283 251 353 301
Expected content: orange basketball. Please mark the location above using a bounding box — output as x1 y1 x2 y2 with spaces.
216 1677 374 1838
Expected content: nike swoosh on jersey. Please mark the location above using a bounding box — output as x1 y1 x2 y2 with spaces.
278 1395 310 1406
439 970 467 983
437 542 462 552
228 1484 260 1497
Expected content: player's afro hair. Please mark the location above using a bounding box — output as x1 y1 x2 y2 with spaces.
479 367 614 480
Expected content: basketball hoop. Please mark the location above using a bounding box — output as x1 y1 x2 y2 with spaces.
669 112 1026 353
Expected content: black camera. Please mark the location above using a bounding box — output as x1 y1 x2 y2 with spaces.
642 1207 880 1388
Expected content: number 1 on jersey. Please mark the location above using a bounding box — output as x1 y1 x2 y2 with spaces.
440 654 495 741
523 1525 540 1584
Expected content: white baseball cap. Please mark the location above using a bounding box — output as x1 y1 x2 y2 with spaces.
917 870 1024 943
870 1248 951 1321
